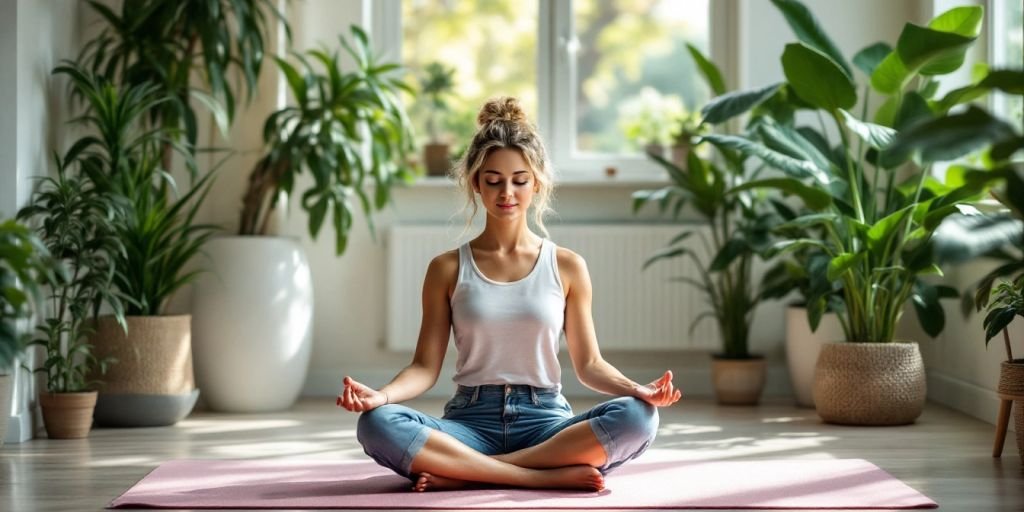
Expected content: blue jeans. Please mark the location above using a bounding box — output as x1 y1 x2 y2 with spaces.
356 384 659 479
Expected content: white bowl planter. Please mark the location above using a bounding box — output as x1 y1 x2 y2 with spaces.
192 236 313 412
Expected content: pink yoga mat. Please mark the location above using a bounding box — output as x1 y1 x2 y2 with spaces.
109 457 937 509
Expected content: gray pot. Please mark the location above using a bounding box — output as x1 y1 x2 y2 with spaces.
0 374 11 447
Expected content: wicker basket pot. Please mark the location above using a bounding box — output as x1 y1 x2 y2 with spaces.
812 341 926 426
998 360 1024 461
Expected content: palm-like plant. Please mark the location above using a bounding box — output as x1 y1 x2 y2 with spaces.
698 0 1017 343
55 64 219 316
634 46 781 359
0 219 60 370
76 0 287 167
17 162 125 392
239 26 416 255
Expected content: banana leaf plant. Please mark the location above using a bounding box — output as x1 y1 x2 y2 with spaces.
694 0 1017 344
53 64 219 316
633 45 783 359
239 26 416 255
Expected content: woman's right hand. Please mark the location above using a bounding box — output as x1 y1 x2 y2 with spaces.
336 376 388 412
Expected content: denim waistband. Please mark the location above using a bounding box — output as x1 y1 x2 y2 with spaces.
455 384 560 397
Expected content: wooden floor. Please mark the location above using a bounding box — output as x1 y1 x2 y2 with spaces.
2 396 1022 511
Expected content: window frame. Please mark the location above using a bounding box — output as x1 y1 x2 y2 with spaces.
372 0 739 184
986 0 1022 130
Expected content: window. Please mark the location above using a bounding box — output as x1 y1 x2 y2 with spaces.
374 0 731 182
989 0 1022 130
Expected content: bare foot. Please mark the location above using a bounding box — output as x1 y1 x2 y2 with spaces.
532 465 604 492
412 472 471 492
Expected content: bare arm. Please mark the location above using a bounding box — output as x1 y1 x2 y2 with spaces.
561 249 681 407
338 252 456 412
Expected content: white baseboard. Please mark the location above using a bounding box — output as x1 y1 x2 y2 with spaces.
302 364 795 400
927 370 1005 428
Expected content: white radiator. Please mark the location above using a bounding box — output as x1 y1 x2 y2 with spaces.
386 224 718 351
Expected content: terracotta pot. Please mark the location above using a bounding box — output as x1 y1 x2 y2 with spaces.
711 356 767 405
671 142 691 169
39 391 97 439
812 341 926 426
424 143 450 176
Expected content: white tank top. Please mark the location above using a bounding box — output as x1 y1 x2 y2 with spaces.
450 238 565 390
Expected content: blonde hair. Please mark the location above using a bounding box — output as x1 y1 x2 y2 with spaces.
451 96 555 238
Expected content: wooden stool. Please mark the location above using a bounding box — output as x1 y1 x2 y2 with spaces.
993 393 1024 457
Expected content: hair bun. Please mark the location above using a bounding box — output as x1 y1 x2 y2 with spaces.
477 96 528 126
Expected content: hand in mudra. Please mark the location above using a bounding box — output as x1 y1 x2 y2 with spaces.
637 370 682 407
336 376 387 412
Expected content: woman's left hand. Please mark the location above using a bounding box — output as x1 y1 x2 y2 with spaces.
636 370 682 407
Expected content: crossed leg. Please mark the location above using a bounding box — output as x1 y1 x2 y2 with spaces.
412 421 606 491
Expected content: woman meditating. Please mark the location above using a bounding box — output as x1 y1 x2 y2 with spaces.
337 96 681 492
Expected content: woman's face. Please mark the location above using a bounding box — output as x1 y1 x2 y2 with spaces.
474 148 538 220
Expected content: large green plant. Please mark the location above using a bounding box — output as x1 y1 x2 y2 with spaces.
17 163 126 392
77 0 287 167
633 47 781 359
697 0 1016 343
0 219 59 371
55 64 219 316
239 26 416 255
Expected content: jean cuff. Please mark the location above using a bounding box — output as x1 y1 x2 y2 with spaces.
588 416 616 473
399 425 433 477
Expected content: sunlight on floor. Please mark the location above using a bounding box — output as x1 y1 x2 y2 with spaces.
177 418 304 435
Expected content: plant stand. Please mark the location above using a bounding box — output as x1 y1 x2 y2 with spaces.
992 392 1024 458
993 358 1024 461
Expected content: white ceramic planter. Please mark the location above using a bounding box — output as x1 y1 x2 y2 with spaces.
192 236 314 412
785 306 844 408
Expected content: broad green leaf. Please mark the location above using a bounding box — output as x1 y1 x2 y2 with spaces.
897 20 977 76
728 178 832 211
866 205 913 255
701 82 782 125
782 43 856 112
686 43 727 96
928 5 984 37
870 51 910 94
770 0 853 77
852 42 892 77
840 109 897 149
882 106 1017 166
827 252 865 281
704 134 829 185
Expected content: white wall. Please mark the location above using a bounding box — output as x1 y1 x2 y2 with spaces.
3 0 80 443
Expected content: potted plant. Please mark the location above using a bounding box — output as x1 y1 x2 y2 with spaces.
699 0 1002 424
52 64 218 427
634 46 784 406
0 219 58 444
17 161 127 439
619 86 687 159
418 61 457 176
66 1 283 426
191 26 416 412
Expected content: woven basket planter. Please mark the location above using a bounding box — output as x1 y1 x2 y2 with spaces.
998 360 1024 460
812 341 926 426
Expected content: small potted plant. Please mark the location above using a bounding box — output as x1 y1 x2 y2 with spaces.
418 61 457 176
17 161 127 439
0 218 58 444
634 46 783 406
619 86 686 159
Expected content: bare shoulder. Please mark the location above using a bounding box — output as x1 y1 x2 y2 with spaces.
555 246 590 292
426 249 460 296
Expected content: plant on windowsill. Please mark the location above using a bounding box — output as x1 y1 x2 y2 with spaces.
633 45 785 406
190 26 416 412
0 218 59 444
418 61 457 176
620 86 687 161
17 161 128 439
698 0 1020 424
